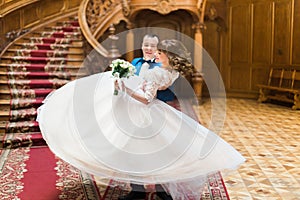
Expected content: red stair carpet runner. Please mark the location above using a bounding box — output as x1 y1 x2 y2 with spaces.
1 19 81 149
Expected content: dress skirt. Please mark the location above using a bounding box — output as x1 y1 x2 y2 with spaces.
37 71 245 199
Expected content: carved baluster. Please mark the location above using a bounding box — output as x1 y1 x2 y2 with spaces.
107 24 121 60
192 71 203 104
192 22 205 104
126 23 135 62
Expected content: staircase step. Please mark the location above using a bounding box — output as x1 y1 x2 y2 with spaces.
57 20 80 27
23 37 82 44
0 98 44 109
35 31 82 39
1 56 83 64
0 132 46 149
45 26 81 32
0 108 38 122
0 63 82 72
5 49 82 57
0 88 53 99
1 120 40 134
0 110 10 121
3 71 72 79
0 79 69 89
15 43 83 50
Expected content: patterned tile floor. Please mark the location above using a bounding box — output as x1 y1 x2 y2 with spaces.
194 98 300 200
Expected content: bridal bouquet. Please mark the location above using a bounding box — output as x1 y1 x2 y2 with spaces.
110 59 136 95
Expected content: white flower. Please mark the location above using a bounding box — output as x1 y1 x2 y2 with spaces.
110 59 135 79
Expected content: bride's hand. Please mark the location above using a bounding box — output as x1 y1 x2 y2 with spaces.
114 80 120 91
114 80 126 91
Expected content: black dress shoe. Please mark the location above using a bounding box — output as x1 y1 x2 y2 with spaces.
118 190 146 200
156 191 173 200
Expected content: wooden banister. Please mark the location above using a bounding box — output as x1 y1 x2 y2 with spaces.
78 0 126 57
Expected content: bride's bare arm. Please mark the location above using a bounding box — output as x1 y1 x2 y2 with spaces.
114 80 150 105
125 86 150 105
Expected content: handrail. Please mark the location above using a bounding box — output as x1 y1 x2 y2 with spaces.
0 0 39 17
0 11 79 57
78 0 126 57
78 0 108 57
78 1 108 57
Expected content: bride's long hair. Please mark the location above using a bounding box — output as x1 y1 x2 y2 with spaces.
157 39 194 75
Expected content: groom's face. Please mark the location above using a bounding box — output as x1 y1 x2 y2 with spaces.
142 36 159 61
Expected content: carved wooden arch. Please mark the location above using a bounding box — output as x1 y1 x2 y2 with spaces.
79 0 207 57
123 0 206 26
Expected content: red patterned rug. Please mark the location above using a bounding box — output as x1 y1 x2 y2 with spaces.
0 146 230 200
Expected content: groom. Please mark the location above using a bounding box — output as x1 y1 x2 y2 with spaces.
118 34 173 200
131 34 175 102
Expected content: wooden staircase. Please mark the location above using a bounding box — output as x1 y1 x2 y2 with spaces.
0 16 88 149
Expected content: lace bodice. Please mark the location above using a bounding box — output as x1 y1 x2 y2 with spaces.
140 67 179 102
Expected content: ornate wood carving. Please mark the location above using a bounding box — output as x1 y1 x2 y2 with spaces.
192 71 204 103
197 0 206 21
86 0 118 32
121 0 130 17
204 4 227 31
155 0 175 15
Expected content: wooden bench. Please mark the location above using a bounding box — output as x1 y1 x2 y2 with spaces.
257 67 300 110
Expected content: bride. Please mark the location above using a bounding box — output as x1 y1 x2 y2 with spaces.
37 39 245 199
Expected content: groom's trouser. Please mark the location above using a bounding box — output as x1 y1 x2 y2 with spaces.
130 183 166 192
130 183 145 192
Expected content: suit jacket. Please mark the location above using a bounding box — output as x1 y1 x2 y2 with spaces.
131 57 175 102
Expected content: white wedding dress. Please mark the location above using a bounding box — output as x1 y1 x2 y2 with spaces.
37 66 245 199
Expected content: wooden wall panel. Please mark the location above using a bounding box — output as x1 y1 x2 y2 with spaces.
3 11 20 33
252 2 272 64
202 22 223 94
23 2 40 27
0 18 3 48
229 4 250 63
226 0 296 98
40 0 64 18
68 0 82 9
251 67 269 90
273 0 291 64
203 22 220 67
228 2 251 91
292 0 300 64
230 67 250 90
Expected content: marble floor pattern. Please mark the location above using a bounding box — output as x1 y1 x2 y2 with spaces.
193 98 300 200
